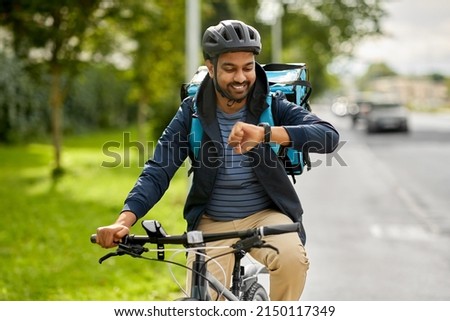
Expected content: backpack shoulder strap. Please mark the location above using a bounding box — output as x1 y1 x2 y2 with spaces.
260 94 281 156
259 94 275 125
188 96 203 160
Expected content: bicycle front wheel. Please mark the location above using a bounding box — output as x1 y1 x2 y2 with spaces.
241 282 269 301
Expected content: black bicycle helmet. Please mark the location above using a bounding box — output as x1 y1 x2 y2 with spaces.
202 20 262 60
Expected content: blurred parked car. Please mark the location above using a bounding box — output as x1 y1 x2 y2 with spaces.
362 101 409 133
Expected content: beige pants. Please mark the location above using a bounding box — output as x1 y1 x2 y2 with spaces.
186 209 310 301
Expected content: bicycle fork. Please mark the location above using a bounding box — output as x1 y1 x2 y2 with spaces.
190 250 210 300
231 250 246 297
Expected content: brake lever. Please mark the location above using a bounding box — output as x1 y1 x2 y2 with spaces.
97 244 148 264
98 251 121 264
232 236 280 254
260 243 279 254
117 243 148 257
233 235 265 252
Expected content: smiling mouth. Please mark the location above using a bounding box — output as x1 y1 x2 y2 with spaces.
230 83 248 93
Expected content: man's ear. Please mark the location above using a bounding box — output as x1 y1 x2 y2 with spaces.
205 59 214 78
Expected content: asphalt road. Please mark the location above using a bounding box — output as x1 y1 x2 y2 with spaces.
298 106 450 300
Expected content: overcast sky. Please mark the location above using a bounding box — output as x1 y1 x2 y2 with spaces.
347 0 450 76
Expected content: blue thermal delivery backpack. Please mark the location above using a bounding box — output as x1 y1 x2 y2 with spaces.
180 63 312 182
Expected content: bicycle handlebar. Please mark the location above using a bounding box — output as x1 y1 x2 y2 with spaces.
258 222 301 237
90 221 300 246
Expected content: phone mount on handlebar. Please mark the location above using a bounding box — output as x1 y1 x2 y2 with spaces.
142 220 168 237
142 220 168 260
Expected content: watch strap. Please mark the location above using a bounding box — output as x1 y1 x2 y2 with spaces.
258 123 271 143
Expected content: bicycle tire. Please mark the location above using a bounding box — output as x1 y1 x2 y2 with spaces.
241 282 269 301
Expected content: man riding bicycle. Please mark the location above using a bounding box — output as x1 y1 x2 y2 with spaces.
95 20 340 301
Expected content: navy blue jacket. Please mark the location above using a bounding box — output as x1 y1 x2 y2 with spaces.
122 63 340 244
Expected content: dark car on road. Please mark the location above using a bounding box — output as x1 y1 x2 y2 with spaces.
360 101 409 133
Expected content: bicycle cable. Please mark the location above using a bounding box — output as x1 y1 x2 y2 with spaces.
125 246 232 300
171 247 229 300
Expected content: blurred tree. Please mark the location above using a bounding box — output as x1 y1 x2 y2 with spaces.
365 62 397 78
357 62 397 90
0 0 180 173
0 0 108 176
208 0 385 96
429 73 445 83
268 0 385 94
0 53 48 142
66 63 133 133
202 0 234 30
106 1 185 143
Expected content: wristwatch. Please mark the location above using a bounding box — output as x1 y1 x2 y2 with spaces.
258 122 271 143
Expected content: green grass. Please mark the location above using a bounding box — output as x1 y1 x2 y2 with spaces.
0 129 190 300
